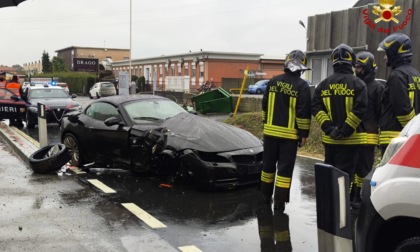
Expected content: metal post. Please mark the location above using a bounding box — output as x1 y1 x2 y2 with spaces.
314 163 353 252
233 66 249 117
37 103 48 147
128 0 132 89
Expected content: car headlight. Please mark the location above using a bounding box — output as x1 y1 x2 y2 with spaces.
68 105 82 111
28 107 38 113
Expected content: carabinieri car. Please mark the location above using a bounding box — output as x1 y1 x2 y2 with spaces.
25 85 82 128
60 95 263 190
0 88 27 122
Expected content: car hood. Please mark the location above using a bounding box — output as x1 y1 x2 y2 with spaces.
29 98 80 108
159 113 262 152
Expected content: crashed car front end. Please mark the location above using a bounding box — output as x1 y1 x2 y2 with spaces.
179 146 263 189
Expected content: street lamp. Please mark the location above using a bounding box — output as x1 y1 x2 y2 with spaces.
129 0 133 94
299 20 306 30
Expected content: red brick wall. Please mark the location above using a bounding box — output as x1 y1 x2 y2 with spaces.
206 60 260 88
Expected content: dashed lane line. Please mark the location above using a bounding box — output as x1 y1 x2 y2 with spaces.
87 179 116 193
178 245 203 252
121 203 167 229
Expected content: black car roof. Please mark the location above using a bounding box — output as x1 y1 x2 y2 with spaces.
94 94 170 106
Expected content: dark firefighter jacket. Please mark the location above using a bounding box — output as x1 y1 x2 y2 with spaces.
262 71 311 140
312 65 368 145
380 62 420 145
363 73 384 145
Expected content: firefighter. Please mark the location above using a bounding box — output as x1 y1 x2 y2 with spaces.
6 75 25 127
260 50 312 211
352 51 384 208
377 33 420 156
311 44 367 189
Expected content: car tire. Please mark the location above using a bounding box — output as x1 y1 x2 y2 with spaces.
256 89 262 94
89 93 93 99
62 133 84 167
96 92 100 99
26 112 35 129
29 144 71 174
394 237 420 252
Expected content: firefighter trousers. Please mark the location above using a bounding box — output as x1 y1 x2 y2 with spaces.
260 136 298 203
324 144 359 185
354 145 375 188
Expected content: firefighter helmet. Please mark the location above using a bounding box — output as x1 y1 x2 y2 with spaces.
331 44 356 66
285 50 310 72
378 33 412 66
355 51 377 78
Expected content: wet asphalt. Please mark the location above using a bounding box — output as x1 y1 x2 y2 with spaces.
0 96 323 251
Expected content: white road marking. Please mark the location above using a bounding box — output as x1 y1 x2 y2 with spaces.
121 203 167 229
178 245 203 252
87 179 116 193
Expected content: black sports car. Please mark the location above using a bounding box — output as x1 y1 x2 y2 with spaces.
25 86 82 128
0 88 27 121
60 95 263 190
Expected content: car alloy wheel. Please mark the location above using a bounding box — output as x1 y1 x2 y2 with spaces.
256 89 262 94
63 133 83 167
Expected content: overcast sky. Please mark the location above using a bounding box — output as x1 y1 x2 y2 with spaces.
0 0 356 67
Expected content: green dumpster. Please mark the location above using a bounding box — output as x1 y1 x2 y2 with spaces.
191 88 232 114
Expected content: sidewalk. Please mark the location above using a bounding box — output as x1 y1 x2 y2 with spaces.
0 122 39 165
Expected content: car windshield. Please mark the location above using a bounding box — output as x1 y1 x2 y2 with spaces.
123 99 186 123
29 88 69 99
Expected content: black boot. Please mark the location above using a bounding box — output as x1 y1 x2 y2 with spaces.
351 186 362 209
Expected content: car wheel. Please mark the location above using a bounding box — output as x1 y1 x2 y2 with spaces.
29 143 71 174
89 93 93 99
394 237 420 252
62 133 84 167
256 89 262 94
96 92 100 99
26 112 35 129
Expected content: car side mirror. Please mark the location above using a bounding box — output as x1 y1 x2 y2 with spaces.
104 116 122 127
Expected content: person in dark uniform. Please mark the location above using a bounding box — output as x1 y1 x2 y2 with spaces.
377 33 420 156
260 50 312 212
351 51 384 208
311 44 367 190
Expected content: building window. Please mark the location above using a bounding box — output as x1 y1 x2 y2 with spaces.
171 65 175 76
199 64 204 78
192 65 196 78
184 64 188 76
159 65 163 78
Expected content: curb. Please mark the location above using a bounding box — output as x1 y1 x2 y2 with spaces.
0 122 40 165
